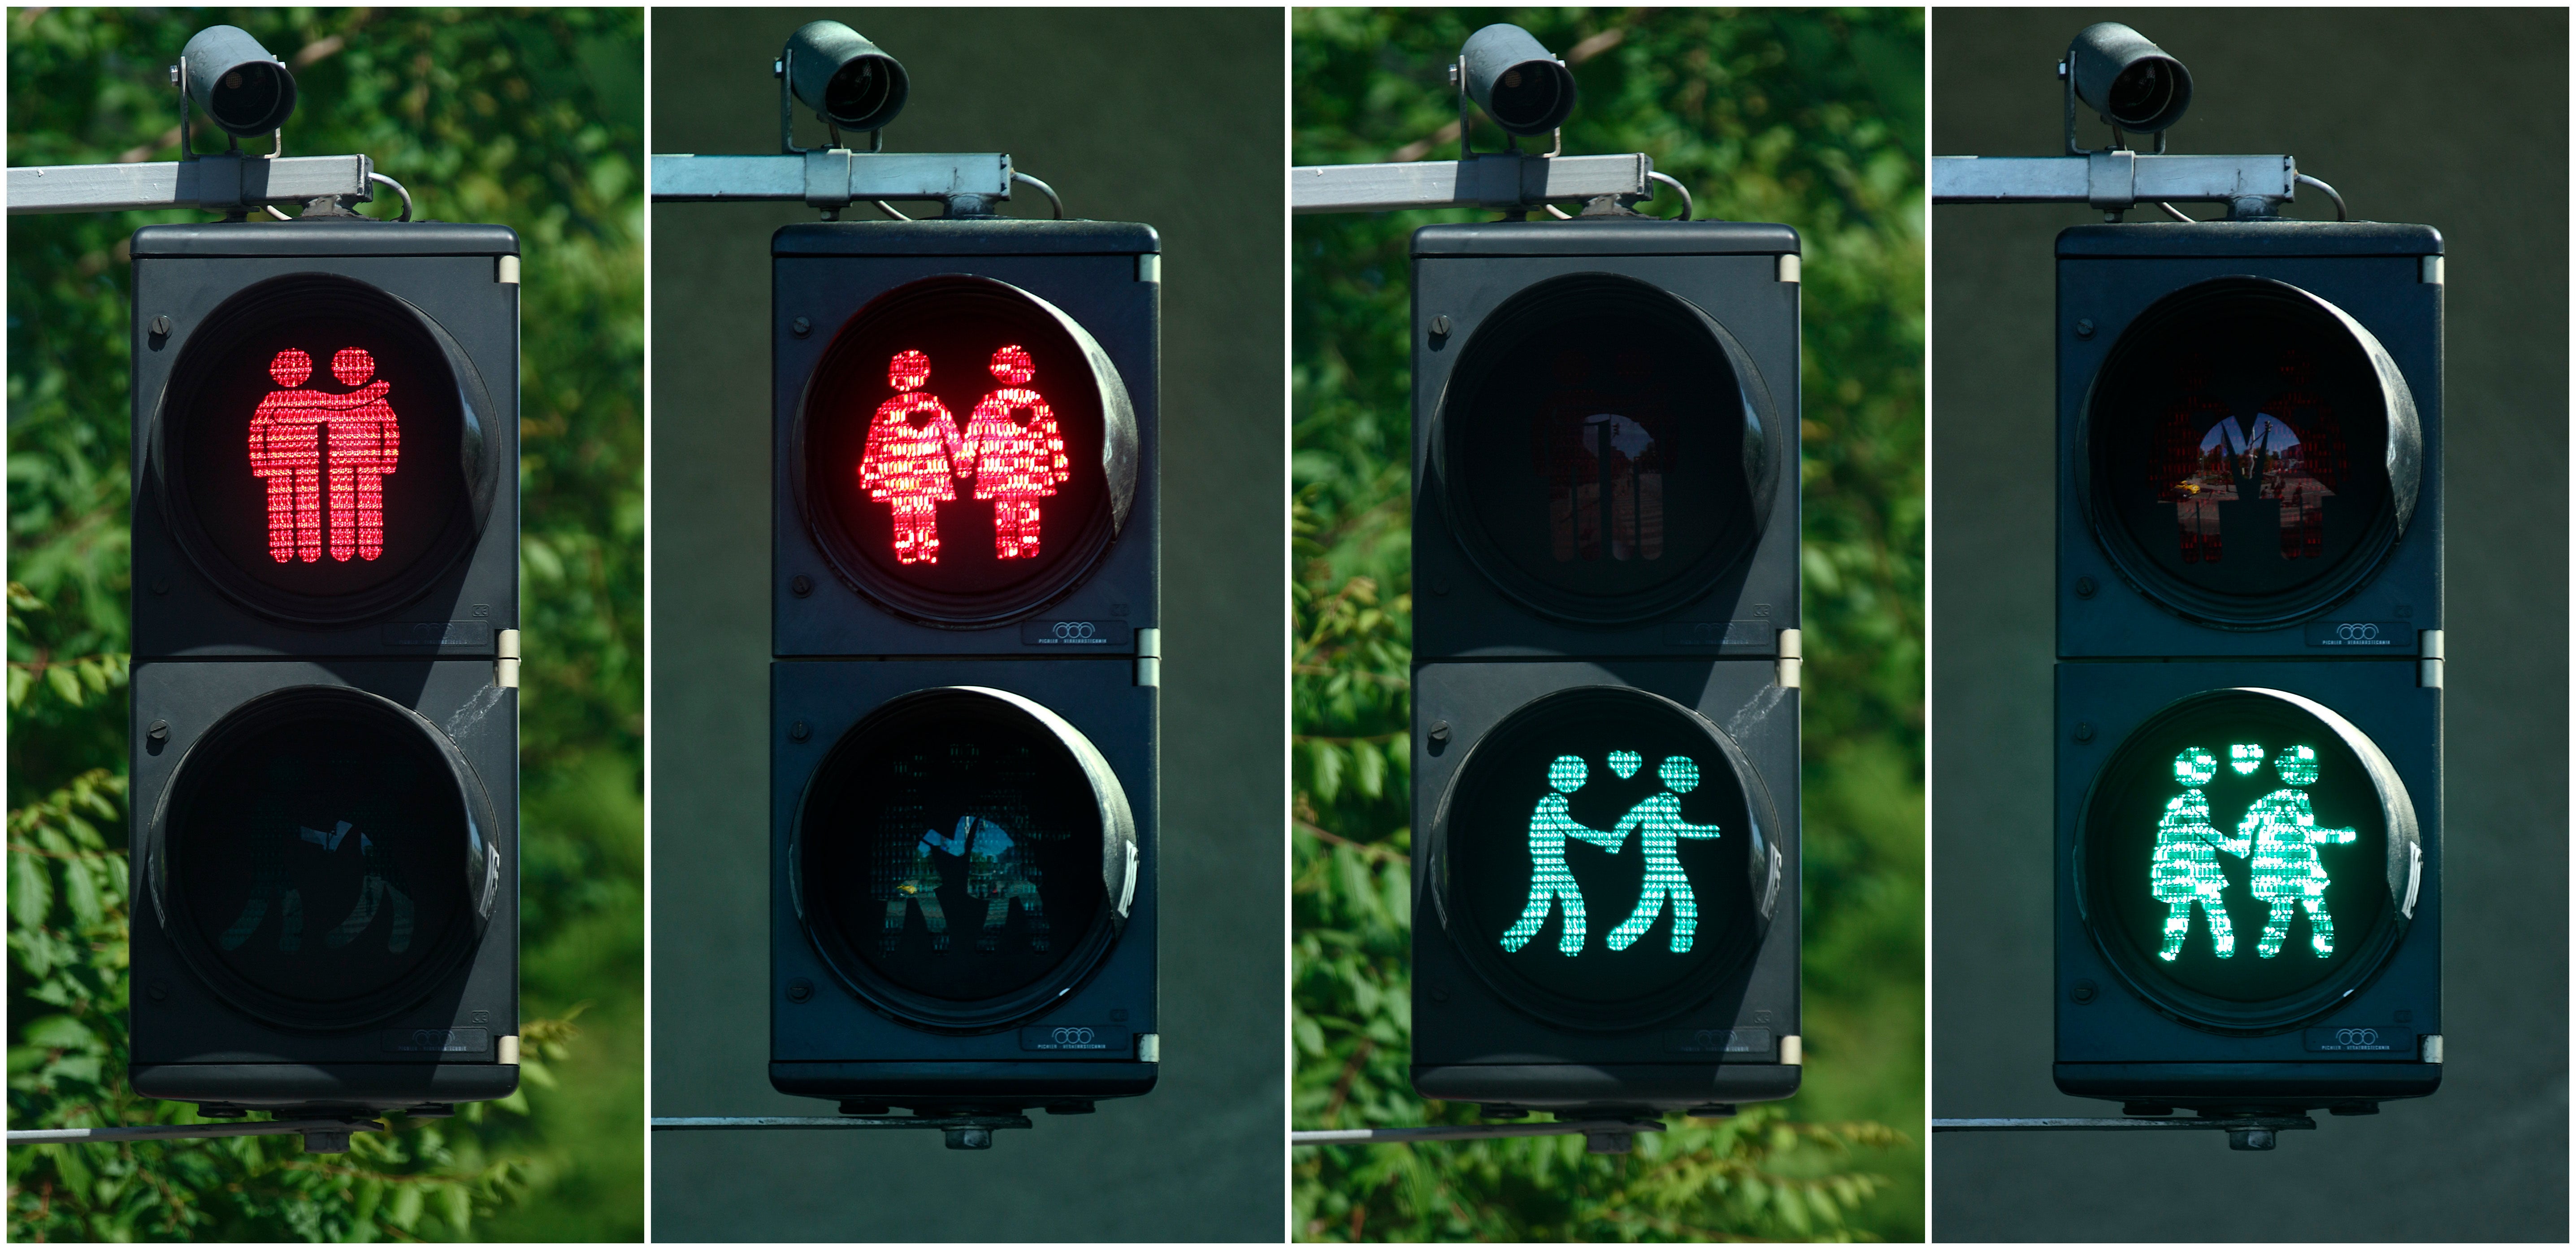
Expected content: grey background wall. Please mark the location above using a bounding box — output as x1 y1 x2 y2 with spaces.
647 9 1283 1240
1931 8 2566 1241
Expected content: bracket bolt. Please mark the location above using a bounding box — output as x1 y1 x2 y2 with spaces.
2073 722 2095 743
147 719 170 743
789 720 811 742
150 314 172 337
2071 979 2098 1004
1428 720 1452 746
2074 318 2095 339
791 316 812 337
790 574 813 597
2074 575 2097 599
1429 314 1452 338
785 978 813 1003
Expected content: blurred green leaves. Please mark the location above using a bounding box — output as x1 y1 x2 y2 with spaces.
1292 8 1922 1240
8 7 641 1240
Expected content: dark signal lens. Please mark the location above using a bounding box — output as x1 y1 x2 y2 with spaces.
1440 274 1775 625
2086 278 2417 626
163 276 486 622
2077 688 2414 1032
796 688 1129 1029
160 687 492 1029
801 277 1135 625
1436 687 1776 1030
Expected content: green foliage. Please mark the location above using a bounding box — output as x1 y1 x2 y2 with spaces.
8 7 642 1240
1293 8 1923 1240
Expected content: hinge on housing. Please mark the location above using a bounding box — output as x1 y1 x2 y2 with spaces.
1776 254 1801 283
497 629 523 690
1135 627 1162 688
1779 1035 1803 1066
496 255 521 285
2417 629 2443 689
497 1035 521 1065
1776 628 1803 689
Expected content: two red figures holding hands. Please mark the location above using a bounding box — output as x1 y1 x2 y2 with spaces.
858 344 1071 565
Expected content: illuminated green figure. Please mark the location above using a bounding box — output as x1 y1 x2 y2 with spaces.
2151 747 2248 961
2241 744 2356 958
1500 755 1625 955
1604 757 1725 954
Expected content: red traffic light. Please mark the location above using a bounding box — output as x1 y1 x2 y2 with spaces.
798 276 1137 625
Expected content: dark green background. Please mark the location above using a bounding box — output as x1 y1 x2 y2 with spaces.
647 8 1284 1241
1931 9 2567 1241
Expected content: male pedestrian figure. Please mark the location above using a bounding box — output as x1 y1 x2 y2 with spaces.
2242 744 2357 958
882 818 963 953
1604 756 1726 955
859 348 961 565
2151 747 2248 961
1500 754 1624 956
957 814 1049 952
957 344 1071 560
321 347 400 563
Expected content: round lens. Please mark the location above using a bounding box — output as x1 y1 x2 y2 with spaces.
165 276 482 621
798 690 1121 1024
2078 689 2410 1031
2086 278 2413 625
1438 687 1774 1029
802 277 1133 625
1442 275 1773 624
164 689 484 1027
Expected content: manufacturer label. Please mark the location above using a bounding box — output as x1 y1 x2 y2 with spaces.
1663 1026 1772 1055
384 621 495 648
1019 620 1134 648
382 1026 490 1055
1664 620 1775 653
2303 621 2414 651
2303 1026 2410 1053
1019 1025 1126 1052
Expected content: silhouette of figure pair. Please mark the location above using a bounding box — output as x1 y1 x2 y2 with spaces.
1500 750 1722 957
879 813 1050 954
2151 742 2355 962
859 346 1071 565
247 347 399 565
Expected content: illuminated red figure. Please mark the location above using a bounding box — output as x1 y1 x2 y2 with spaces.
246 347 396 564
2151 355 2240 564
2256 350 2345 560
1534 348 1666 562
858 348 963 565
957 344 1071 560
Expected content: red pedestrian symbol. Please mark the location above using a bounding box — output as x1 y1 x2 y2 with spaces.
856 345 1071 566
857 348 961 565
958 345 1071 560
247 347 399 564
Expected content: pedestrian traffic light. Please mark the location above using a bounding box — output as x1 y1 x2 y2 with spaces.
2055 221 2444 1114
1409 219 1804 1116
768 221 1162 1120
125 219 524 1116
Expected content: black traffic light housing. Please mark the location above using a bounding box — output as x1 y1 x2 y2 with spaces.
2054 221 2444 1113
768 219 1162 1116
126 220 522 1115
1409 219 1803 1115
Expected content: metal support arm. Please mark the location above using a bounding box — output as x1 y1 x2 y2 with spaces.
1931 153 2297 213
1292 1118 1668 1155
1934 1115 2318 1152
1292 152 1653 214
653 1113 1033 1151
650 152 1013 215
9 1117 385 1154
8 154 374 216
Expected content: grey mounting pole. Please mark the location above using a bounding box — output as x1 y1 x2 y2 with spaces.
652 1113 1034 1151
7 154 374 216
1930 153 2298 219
8 1117 386 1154
1291 152 1654 215
1291 1117 1669 1155
1933 1114 2318 1152
649 152 1013 217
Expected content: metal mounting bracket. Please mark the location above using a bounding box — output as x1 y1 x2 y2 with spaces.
8 154 375 216
1933 1114 2319 1152
652 1113 1035 1151
650 152 1012 218
1291 1117 1669 1155
1930 153 2298 216
7 1116 386 1154
1291 152 1654 215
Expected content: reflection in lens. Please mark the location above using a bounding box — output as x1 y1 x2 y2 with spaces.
2107 61 2172 125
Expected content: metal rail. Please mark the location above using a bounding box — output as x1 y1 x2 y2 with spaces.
1930 153 2298 213
1934 1114 2317 1151
649 152 1013 215
1292 152 1655 214
653 1113 1034 1150
8 154 374 216
8 1117 386 1153
1292 1117 1668 1155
